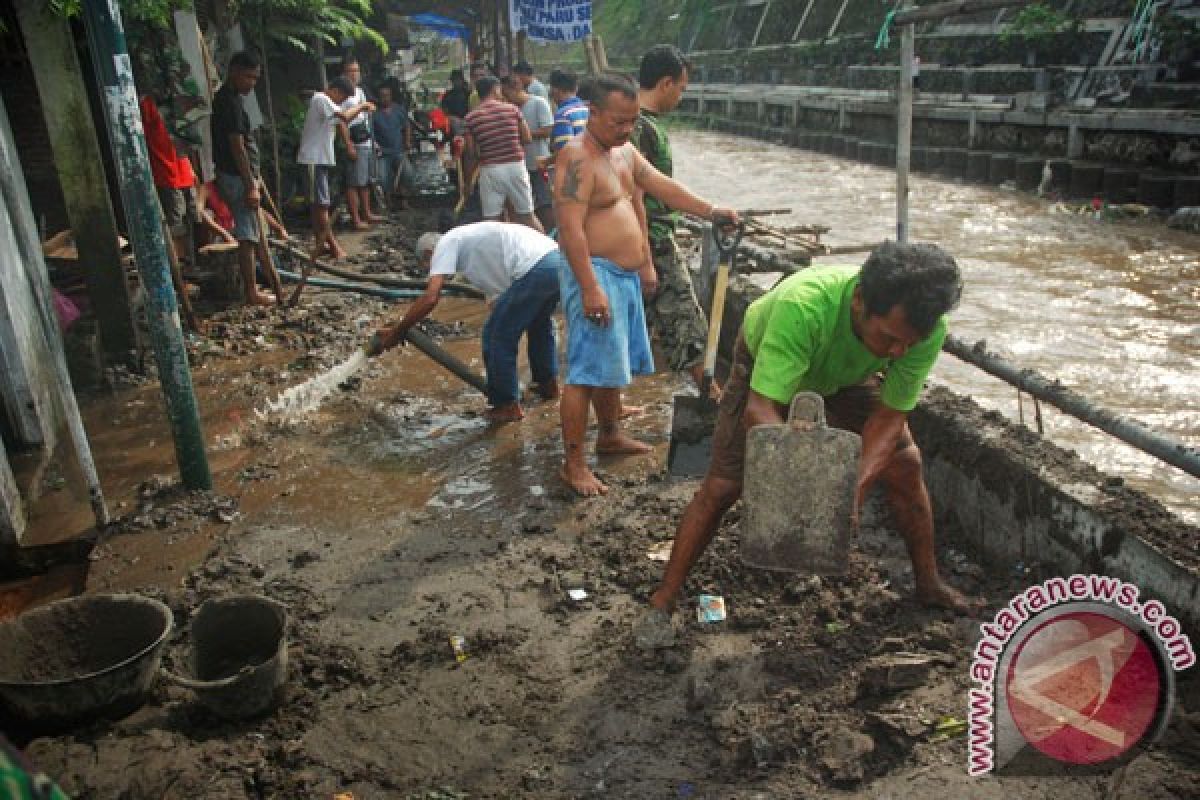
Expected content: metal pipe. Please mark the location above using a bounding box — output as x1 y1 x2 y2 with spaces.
270 237 486 298
405 328 488 395
273 268 481 300
897 22 915 243
943 334 1200 480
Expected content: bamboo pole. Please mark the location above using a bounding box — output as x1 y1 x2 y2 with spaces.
259 14 283 212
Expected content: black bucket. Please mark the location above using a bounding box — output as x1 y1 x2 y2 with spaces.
0 593 172 730
164 595 288 719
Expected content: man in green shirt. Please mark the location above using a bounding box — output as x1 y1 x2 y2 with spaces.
633 45 712 392
638 242 973 647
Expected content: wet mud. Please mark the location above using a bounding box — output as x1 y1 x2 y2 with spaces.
11 222 1200 798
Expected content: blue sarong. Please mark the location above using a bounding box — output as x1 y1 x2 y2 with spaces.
553 251 654 387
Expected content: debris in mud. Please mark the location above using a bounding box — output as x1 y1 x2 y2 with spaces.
188 294 385 364
815 728 876 784
859 653 938 695
107 475 238 533
696 594 727 623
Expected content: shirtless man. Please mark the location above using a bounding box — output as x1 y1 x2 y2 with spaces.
553 72 738 496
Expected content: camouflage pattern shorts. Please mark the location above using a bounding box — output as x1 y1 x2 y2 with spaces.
644 235 709 373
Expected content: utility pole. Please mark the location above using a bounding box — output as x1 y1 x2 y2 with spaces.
78 0 212 490
897 22 914 243
13 1 140 367
891 0 1030 242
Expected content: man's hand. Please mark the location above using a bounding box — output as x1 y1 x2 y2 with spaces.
346 147 358 162
364 101 376 113
368 325 408 356
582 285 610 327
638 261 658 299
710 207 740 230
850 406 909 531
245 183 261 210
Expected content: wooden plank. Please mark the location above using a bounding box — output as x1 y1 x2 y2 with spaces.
0 442 25 546
14 0 140 365
893 0 1031 25
0 188 55 448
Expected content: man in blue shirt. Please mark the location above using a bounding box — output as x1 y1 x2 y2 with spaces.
549 69 588 153
372 84 412 209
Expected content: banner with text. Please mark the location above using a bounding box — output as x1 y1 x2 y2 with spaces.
512 0 591 43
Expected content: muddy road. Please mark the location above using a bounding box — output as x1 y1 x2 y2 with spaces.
12 221 1196 798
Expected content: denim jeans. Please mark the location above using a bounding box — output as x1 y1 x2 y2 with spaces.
481 252 560 407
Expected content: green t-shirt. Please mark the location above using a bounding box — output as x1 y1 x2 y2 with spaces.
742 265 946 411
632 108 676 246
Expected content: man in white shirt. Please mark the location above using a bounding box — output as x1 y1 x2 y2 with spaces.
339 57 382 229
297 76 373 260
370 222 561 422
514 61 549 102
502 74 555 231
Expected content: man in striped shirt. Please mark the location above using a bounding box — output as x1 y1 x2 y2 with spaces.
464 76 542 232
549 69 588 153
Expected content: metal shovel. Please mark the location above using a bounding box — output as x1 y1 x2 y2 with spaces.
666 220 744 477
741 392 861 574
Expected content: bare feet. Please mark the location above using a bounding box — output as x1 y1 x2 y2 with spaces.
483 403 524 423
618 404 645 419
245 292 275 307
916 579 983 615
322 243 347 261
596 431 653 455
352 221 371 231
559 463 608 496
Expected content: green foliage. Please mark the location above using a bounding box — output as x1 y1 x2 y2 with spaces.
1001 3 1075 43
235 0 387 56
1157 13 1200 57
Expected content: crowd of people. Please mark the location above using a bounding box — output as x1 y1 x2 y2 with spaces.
144 41 975 638
368 45 976 644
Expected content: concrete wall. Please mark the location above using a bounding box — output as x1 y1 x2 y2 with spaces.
679 84 1200 208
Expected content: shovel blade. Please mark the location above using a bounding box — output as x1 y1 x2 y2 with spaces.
667 394 719 477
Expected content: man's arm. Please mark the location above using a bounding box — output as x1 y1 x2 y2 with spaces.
339 100 373 125
337 121 356 160
629 146 733 222
377 275 446 351
227 133 259 209
517 116 532 146
553 149 608 323
853 406 911 525
630 185 657 298
744 389 788 429
462 130 479 186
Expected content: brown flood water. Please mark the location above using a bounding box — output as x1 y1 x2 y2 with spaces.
672 130 1200 524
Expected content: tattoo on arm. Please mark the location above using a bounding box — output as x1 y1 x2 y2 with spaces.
561 158 584 201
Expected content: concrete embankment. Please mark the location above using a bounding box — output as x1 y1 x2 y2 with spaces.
680 83 1200 210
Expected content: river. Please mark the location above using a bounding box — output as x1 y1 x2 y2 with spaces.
671 130 1200 524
